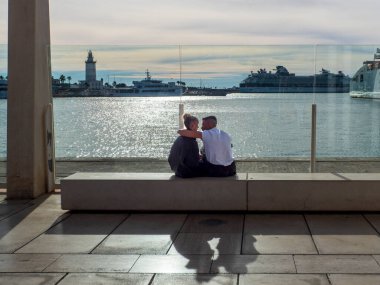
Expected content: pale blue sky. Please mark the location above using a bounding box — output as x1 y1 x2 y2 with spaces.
0 0 380 44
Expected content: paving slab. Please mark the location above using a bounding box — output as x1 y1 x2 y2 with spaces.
364 214 380 233
130 255 212 273
94 234 174 255
328 274 380 285
0 254 60 272
17 213 127 254
0 273 65 285
0 203 34 220
243 215 317 254
305 214 380 254
44 254 139 273
93 214 186 254
104 214 187 234
239 274 330 285
168 233 242 255
0 196 67 253
57 273 153 285
294 255 380 273
181 214 244 233
152 273 237 285
210 255 295 274
243 234 317 254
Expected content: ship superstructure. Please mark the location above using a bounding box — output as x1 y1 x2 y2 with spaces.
350 48 380 99
130 70 183 96
239 66 350 93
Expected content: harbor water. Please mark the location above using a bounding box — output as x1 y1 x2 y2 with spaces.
0 93 379 159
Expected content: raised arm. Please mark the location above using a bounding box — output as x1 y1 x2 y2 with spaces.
177 129 203 139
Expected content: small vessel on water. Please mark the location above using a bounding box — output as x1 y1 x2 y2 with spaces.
350 48 380 99
239 66 350 93
108 70 184 97
135 69 184 97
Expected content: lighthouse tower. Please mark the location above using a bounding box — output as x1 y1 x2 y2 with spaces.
85 50 96 84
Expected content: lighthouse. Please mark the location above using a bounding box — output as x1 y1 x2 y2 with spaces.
85 50 96 84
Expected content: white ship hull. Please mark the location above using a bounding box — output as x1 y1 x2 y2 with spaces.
240 86 349 93
109 87 183 97
350 53 380 99
350 91 380 99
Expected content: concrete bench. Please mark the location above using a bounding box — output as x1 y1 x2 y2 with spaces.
61 172 380 211
61 172 247 211
248 173 380 211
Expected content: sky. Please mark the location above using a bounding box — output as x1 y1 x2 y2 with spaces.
1 0 380 45
0 1 379 87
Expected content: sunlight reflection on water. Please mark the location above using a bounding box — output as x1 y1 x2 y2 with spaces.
1 93 380 158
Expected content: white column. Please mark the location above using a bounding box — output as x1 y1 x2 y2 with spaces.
7 0 55 199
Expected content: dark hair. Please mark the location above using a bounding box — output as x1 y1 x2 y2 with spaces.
202 115 217 125
183 113 198 130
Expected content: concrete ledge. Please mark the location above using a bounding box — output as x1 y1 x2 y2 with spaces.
248 173 380 211
61 173 247 211
61 172 380 211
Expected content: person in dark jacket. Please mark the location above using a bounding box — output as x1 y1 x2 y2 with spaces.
168 113 202 178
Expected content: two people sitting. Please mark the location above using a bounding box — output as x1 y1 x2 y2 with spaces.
168 113 236 178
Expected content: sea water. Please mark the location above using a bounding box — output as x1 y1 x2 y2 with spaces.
0 93 379 159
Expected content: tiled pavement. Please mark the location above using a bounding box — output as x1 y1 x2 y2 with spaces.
0 194 380 284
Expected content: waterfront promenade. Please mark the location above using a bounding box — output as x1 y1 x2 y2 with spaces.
1 159 380 284
0 194 380 284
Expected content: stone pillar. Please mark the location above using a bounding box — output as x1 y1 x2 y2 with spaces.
7 0 55 199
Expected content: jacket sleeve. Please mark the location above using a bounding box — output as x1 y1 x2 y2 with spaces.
168 138 180 171
183 140 200 169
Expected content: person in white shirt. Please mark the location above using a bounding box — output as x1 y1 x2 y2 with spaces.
178 115 236 177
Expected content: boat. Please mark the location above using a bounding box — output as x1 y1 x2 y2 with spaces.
350 48 380 99
239 66 350 93
110 70 183 97
183 87 237 96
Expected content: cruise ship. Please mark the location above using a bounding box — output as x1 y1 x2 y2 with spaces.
239 66 350 93
350 49 380 99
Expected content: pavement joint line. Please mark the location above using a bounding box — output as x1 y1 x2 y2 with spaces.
326 273 333 285
165 214 189 255
362 214 380 236
292 254 298 274
147 273 156 285
303 214 320 255
55 272 68 285
89 213 131 254
372 254 380 268
128 254 142 273
0 202 35 223
332 173 350 180
209 253 215 273
41 254 63 273
240 214 246 254
12 211 72 254
245 180 248 211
